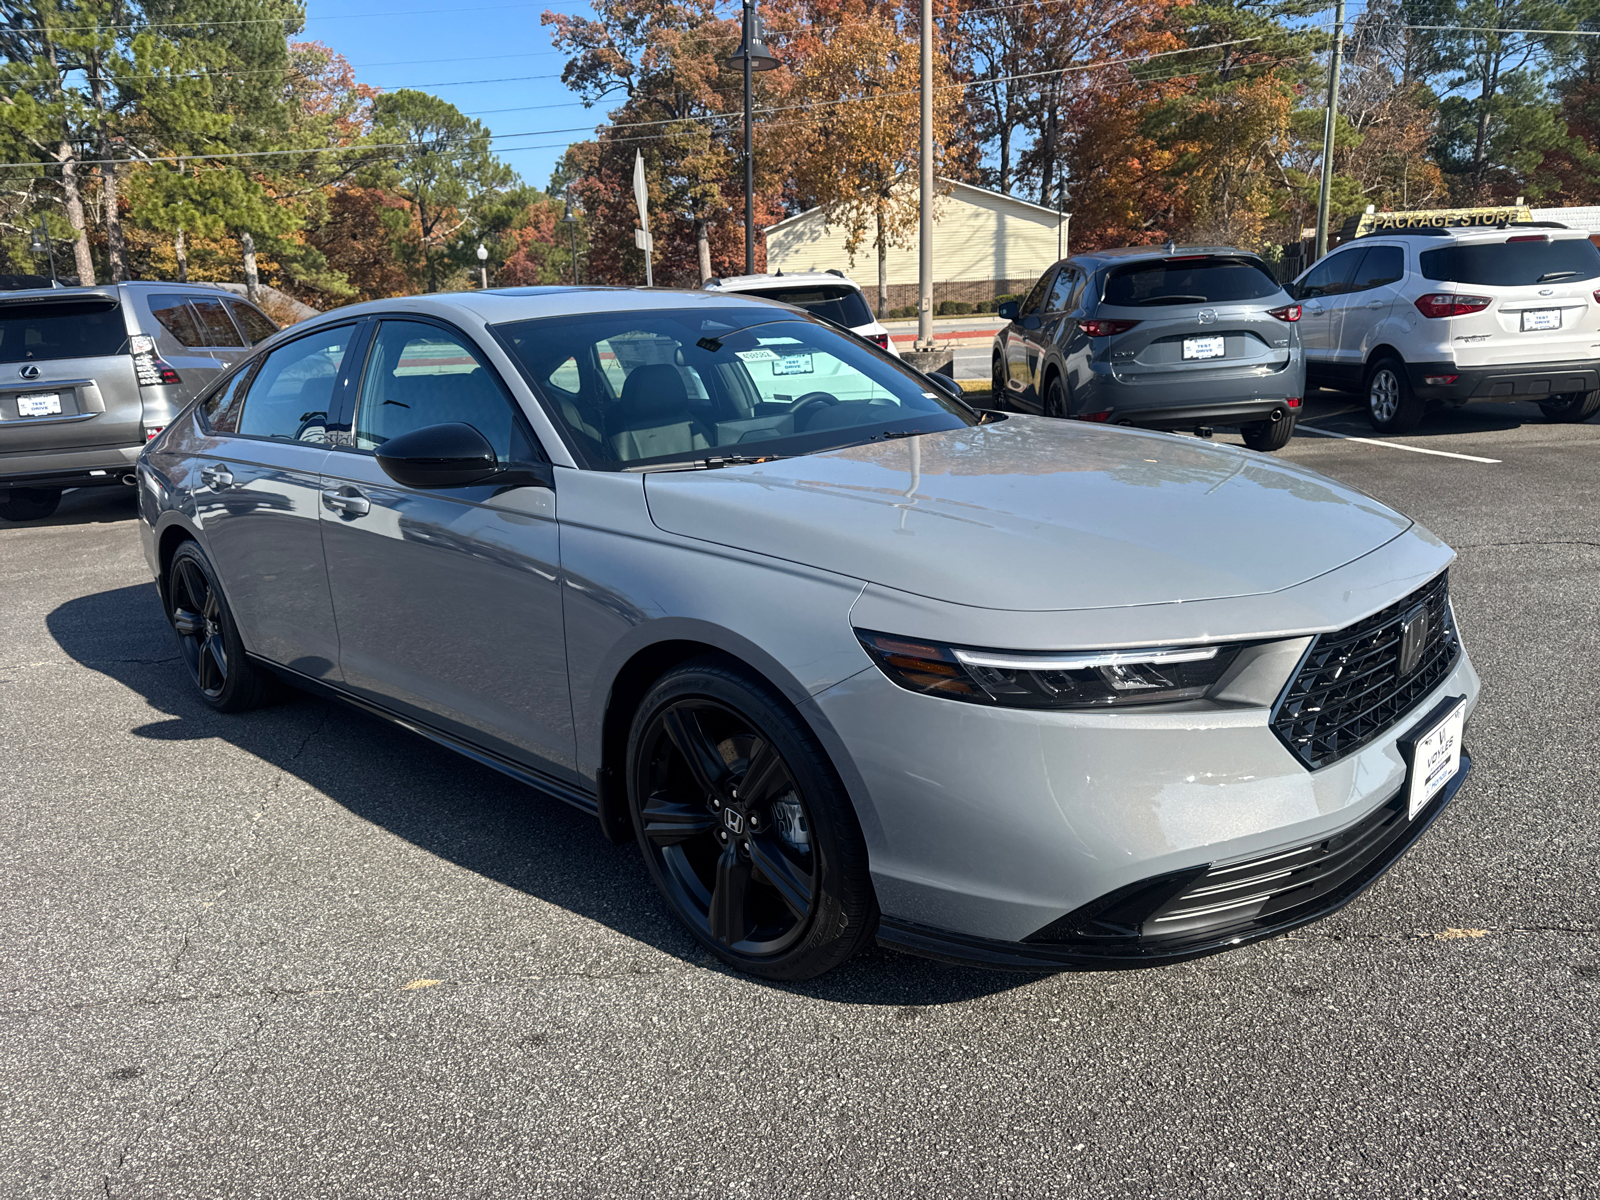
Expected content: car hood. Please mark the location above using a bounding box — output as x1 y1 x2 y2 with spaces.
643 416 1413 611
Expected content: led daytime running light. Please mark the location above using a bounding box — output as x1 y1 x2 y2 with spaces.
953 646 1220 671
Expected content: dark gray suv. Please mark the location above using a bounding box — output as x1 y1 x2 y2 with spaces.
991 245 1307 451
0 282 278 521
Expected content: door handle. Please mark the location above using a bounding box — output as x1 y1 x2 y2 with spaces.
321 487 370 517
1365 301 1385 309
199 464 233 490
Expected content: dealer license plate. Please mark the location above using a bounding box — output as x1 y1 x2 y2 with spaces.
1183 336 1226 360
16 393 62 417
1521 308 1561 332
1405 699 1465 820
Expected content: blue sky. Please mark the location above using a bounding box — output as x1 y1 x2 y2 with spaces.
302 0 614 192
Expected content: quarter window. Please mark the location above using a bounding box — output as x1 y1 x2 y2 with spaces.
201 364 256 434
351 320 535 463
224 299 279 345
236 325 352 443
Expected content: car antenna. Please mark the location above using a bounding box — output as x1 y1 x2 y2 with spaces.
1165 239 1176 254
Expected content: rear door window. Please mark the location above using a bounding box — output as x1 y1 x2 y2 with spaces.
1351 245 1405 290
225 299 279 345
743 285 873 328
237 325 353 442
1104 257 1282 306
1047 269 1076 311
148 295 207 347
1419 238 1600 285
0 298 127 362
191 297 244 347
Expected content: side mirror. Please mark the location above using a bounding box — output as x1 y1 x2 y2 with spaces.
375 422 503 489
924 371 963 400
997 301 1018 321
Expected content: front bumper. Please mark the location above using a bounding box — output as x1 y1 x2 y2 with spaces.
1408 359 1600 404
814 637 1480 963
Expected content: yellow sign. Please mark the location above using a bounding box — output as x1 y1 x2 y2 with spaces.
1357 206 1533 236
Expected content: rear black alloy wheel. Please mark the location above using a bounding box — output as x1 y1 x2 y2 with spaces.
1539 388 1600 423
1044 374 1068 419
0 486 62 522
166 542 269 713
627 660 877 979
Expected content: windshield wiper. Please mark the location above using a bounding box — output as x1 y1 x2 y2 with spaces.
1537 270 1578 282
631 454 784 473
1136 294 1208 305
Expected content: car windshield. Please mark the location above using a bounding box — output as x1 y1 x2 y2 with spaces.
1419 237 1600 286
494 308 975 469
0 297 127 362
737 284 874 328
1103 257 1282 306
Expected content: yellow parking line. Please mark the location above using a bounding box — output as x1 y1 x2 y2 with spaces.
1295 425 1501 463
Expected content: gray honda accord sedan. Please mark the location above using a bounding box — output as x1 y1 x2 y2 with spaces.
137 286 1478 979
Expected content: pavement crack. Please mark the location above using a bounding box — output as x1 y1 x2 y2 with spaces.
1457 539 1600 551
100 1003 274 1199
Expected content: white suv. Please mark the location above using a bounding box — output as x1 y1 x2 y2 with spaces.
1291 225 1600 432
702 271 900 357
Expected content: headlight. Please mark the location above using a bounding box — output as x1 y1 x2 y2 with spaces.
855 631 1249 709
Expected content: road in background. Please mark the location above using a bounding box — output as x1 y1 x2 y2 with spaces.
2 400 1596 1198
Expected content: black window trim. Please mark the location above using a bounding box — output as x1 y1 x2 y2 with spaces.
328 311 548 465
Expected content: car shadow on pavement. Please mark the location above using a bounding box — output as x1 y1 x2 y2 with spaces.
0 485 138 529
1305 392 1548 437
48 582 1035 1006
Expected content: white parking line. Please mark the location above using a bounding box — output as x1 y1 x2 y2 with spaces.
1295 424 1501 463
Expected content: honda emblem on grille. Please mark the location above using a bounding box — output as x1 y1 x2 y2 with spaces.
1397 604 1430 677
19 364 40 379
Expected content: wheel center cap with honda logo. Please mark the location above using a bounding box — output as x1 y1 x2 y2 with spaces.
723 808 745 835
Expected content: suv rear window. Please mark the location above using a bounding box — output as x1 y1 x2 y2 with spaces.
1104 258 1282 306
1419 238 1600 286
0 298 128 363
742 285 874 328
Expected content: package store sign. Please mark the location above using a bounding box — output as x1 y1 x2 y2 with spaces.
1356 206 1534 236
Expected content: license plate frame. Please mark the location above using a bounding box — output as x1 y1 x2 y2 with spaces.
1398 695 1466 821
15 392 62 417
1521 308 1561 332
1182 335 1226 361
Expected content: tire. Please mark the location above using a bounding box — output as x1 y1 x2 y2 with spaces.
166 541 270 713
626 657 878 980
990 354 1008 410
1539 389 1600 423
0 487 62 522
1044 374 1068 419
1365 357 1425 434
1240 412 1296 452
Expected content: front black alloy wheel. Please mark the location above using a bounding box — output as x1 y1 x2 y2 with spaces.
166 542 269 713
627 659 877 979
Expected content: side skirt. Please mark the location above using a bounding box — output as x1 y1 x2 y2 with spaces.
255 656 599 818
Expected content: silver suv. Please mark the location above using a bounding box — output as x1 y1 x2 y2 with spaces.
1291 225 1600 432
1 282 278 521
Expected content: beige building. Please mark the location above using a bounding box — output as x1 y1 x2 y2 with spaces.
765 178 1068 310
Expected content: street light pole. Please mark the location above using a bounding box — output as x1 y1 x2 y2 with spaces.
1314 0 1346 262
31 220 57 284
561 195 579 286
477 242 489 289
916 0 933 350
720 1 780 276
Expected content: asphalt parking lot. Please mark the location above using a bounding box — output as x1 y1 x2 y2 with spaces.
3 393 1596 1199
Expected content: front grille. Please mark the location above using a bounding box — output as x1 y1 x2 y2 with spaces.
1272 571 1460 771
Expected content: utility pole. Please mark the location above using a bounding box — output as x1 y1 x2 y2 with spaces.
916 0 934 349
720 1 779 275
1314 0 1346 262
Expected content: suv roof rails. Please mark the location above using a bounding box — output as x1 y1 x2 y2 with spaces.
826 268 845 278
1355 227 1453 238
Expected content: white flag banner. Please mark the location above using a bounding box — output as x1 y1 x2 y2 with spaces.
632 151 653 286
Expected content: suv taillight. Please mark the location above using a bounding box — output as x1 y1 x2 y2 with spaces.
130 335 181 386
1080 318 1139 337
1414 293 1491 319
868 333 890 349
1267 304 1301 322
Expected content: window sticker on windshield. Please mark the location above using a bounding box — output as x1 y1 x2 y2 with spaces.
772 353 814 376
736 348 778 362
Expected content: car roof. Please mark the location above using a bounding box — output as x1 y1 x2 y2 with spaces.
284 285 808 333
1353 224 1591 245
0 281 253 301
1062 244 1265 269
704 271 861 292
